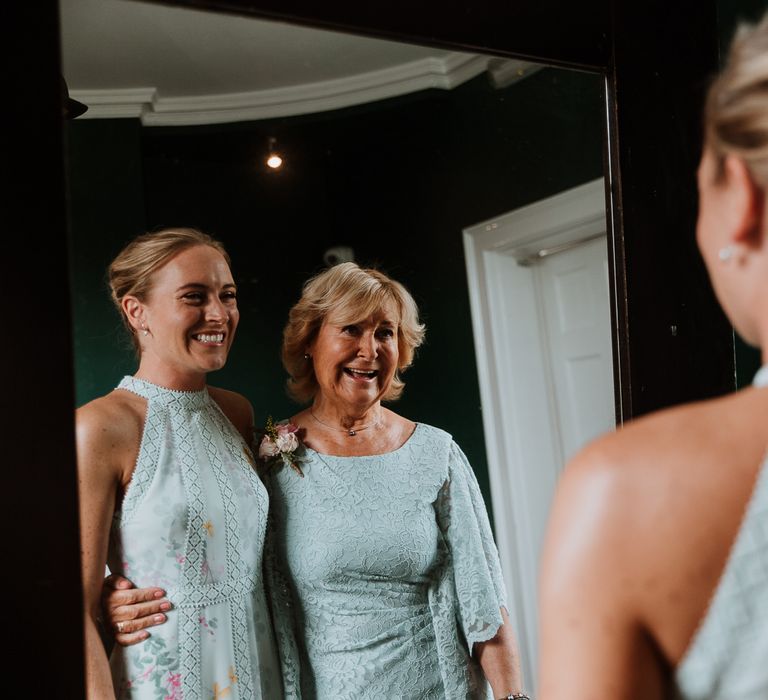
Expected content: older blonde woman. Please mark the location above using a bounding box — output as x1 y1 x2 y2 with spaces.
264 262 524 699
539 15 768 700
104 262 525 699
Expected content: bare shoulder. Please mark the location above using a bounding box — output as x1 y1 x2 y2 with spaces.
542 386 768 661
76 390 145 450
567 386 768 504
207 386 254 442
75 390 146 482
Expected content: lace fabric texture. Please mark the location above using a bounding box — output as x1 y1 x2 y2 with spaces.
265 423 507 700
674 366 768 699
108 376 282 700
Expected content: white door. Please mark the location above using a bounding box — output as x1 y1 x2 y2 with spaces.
536 236 615 464
463 178 615 692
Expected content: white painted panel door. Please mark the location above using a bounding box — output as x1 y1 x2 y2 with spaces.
463 178 611 693
536 236 615 465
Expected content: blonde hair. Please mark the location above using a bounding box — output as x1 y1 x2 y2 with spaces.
706 14 768 185
282 262 426 403
108 228 230 352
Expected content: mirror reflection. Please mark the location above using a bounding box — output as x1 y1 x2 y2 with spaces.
61 0 613 694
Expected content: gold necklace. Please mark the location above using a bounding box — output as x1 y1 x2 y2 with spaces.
309 409 381 437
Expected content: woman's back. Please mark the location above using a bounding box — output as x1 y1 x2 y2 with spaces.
539 371 768 698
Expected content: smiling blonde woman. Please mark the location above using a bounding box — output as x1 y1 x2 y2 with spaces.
265 263 525 700
78 228 281 699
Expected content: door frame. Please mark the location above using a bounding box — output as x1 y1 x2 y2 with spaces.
463 178 607 689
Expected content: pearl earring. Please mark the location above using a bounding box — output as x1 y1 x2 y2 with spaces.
141 323 149 337
304 353 311 360
718 245 735 262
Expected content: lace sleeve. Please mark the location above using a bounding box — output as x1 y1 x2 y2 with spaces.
436 441 508 653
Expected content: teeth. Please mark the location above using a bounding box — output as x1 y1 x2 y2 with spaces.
196 333 224 343
347 368 376 376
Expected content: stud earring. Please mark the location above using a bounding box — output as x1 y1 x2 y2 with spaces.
304 353 311 360
718 245 735 262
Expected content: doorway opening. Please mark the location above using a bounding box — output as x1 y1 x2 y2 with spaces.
463 178 615 688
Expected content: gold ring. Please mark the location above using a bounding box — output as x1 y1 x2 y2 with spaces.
116 621 125 634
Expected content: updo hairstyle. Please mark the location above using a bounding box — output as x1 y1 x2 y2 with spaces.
706 14 768 186
108 228 230 352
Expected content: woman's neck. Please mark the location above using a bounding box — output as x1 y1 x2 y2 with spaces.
134 358 207 392
294 402 415 458
309 397 383 433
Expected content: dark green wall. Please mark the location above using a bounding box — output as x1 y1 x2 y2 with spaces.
66 67 604 522
66 119 147 402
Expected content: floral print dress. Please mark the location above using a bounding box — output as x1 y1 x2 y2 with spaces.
108 377 282 700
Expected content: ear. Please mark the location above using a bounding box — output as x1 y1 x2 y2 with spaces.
723 155 765 247
121 295 145 333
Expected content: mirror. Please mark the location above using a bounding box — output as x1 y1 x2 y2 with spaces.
61 0 613 689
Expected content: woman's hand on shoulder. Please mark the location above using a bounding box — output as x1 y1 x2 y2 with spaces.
102 574 171 646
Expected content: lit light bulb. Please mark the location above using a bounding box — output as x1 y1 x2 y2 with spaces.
266 136 284 170
266 153 283 169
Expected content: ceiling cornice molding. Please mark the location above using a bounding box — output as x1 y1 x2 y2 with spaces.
71 53 491 125
69 87 157 119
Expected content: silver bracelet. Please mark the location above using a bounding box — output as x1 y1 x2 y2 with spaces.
499 694 531 700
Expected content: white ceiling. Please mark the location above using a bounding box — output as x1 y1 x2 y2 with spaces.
59 0 535 124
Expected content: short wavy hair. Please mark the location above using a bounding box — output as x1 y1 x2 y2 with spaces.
108 227 230 353
282 262 426 404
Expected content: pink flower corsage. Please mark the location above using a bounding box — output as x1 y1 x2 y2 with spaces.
258 416 304 477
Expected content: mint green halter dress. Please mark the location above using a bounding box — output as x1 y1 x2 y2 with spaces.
108 377 282 699
674 366 768 699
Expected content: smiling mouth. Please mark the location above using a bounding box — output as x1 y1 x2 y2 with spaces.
193 333 225 344
343 367 378 379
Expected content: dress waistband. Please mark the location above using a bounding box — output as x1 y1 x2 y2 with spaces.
165 573 261 609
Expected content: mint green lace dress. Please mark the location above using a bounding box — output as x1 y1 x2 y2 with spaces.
265 423 507 699
673 367 768 699
108 377 282 700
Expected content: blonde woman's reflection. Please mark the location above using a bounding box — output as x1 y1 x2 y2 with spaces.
539 15 768 700
78 229 282 699
104 263 527 699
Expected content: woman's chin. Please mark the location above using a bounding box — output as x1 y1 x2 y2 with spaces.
336 385 385 408
197 356 228 373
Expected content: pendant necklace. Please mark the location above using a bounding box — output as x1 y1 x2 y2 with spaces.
309 409 381 437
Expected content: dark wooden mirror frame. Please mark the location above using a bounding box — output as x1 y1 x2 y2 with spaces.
4 0 729 694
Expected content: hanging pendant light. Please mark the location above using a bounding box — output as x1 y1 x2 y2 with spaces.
266 136 283 170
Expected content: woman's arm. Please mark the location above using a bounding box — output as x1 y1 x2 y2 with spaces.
77 401 127 700
475 607 524 698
